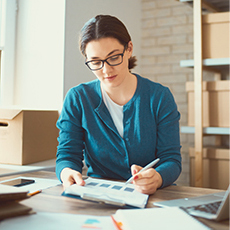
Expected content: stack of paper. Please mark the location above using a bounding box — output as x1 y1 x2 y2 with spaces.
0 208 211 230
0 212 115 230
62 177 149 208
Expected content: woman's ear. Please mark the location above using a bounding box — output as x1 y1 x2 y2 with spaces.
127 41 133 58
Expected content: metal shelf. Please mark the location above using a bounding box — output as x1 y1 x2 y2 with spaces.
181 126 230 135
180 58 230 68
177 0 229 12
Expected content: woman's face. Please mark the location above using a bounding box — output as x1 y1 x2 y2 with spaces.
85 37 133 90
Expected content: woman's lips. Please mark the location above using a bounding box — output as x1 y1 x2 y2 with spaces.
105 75 117 81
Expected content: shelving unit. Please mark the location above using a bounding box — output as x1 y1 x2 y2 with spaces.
177 0 230 187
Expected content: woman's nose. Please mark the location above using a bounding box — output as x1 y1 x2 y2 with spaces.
102 62 113 74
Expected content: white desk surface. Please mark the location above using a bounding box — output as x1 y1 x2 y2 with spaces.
0 159 56 177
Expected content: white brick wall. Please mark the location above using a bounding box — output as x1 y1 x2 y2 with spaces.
141 0 194 186
140 0 230 187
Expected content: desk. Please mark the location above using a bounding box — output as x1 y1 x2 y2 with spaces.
0 171 229 230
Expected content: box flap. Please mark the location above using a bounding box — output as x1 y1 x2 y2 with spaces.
203 12 230 24
0 109 22 120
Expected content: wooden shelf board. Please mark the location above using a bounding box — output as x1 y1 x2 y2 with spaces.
181 126 230 135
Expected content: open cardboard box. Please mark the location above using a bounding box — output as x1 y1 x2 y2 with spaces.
0 109 59 165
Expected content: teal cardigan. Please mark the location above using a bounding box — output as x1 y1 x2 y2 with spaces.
56 74 181 188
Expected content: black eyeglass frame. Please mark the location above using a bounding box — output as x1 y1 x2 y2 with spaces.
85 46 127 71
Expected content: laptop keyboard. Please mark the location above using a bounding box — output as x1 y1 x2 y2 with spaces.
186 201 222 214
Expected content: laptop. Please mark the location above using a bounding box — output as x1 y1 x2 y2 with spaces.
153 185 229 221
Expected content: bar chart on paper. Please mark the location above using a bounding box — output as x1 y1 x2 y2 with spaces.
62 177 149 208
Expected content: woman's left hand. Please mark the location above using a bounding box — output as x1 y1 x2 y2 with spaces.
131 165 163 195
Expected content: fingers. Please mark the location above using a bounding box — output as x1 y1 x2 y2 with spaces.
133 168 155 192
131 164 142 175
60 168 85 188
73 172 85 186
130 166 163 195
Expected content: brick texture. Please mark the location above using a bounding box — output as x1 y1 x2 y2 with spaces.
140 0 230 187
140 0 194 186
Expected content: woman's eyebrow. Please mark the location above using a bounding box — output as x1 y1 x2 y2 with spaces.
107 49 120 57
90 49 121 60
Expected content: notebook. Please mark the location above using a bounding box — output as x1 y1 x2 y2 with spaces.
0 184 29 202
0 184 32 220
154 185 230 221
0 202 32 220
112 207 210 230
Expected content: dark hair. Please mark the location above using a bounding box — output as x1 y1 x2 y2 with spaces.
79 15 137 70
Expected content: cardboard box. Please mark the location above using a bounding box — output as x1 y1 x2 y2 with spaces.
202 12 230 59
0 109 59 165
189 147 230 190
186 80 230 127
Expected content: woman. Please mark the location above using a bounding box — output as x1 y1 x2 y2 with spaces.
56 15 181 195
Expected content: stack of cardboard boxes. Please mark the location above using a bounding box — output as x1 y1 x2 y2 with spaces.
187 11 230 190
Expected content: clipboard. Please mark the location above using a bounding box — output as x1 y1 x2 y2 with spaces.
62 177 149 209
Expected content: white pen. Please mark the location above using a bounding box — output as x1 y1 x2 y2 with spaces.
125 158 160 185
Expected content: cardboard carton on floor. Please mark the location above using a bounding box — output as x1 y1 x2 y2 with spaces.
0 109 59 165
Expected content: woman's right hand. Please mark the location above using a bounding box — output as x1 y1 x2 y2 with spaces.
60 168 85 188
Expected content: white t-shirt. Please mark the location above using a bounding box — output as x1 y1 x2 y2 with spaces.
101 87 124 138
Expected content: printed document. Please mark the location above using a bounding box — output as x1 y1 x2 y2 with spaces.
63 177 148 208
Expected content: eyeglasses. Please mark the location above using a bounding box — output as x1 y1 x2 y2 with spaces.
85 46 126 71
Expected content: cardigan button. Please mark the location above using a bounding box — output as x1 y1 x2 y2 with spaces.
125 138 129 141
